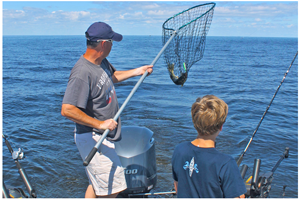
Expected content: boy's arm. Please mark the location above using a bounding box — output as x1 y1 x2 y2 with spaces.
174 181 178 194
221 159 247 198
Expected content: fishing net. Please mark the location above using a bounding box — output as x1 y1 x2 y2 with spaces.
162 3 216 86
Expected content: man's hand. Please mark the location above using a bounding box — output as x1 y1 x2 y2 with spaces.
99 119 118 131
112 65 153 83
61 104 117 131
136 65 153 76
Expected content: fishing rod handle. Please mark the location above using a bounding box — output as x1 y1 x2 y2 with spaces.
2 182 9 198
16 161 37 198
251 159 261 189
83 31 177 166
236 155 243 167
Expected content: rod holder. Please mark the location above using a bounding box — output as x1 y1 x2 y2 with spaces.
240 164 248 179
251 159 261 190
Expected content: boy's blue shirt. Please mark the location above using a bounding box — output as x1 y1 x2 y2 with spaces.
172 141 247 198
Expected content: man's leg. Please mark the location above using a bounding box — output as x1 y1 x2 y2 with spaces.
85 185 96 198
75 133 126 197
97 192 119 198
85 185 120 198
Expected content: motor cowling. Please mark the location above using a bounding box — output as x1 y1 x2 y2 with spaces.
115 126 157 195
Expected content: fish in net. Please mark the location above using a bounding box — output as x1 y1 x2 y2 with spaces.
162 3 215 86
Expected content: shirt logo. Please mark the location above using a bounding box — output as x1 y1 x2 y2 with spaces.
97 71 109 90
105 86 115 104
183 157 199 177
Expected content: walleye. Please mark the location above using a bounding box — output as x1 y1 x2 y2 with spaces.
167 63 188 86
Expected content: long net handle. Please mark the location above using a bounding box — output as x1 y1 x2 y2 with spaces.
83 31 177 166
236 51 298 167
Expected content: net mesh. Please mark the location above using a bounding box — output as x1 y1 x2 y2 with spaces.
162 3 215 86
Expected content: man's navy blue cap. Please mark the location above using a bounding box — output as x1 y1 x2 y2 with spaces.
85 22 123 42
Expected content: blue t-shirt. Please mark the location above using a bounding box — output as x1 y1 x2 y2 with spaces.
172 141 246 198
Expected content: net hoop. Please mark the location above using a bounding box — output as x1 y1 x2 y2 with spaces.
162 2 216 32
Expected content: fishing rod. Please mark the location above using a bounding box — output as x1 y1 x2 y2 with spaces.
2 134 37 198
236 51 298 167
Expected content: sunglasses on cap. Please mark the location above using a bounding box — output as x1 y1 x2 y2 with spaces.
96 39 113 43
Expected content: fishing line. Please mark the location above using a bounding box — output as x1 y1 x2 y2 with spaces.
236 51 298 166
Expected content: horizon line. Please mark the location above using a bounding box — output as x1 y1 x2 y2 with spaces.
2 35 298 39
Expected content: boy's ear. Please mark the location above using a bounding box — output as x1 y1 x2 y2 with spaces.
220 124 223 131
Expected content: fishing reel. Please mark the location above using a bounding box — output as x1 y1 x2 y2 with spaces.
240 147 289 198
12 148 25 160
3 135 25 161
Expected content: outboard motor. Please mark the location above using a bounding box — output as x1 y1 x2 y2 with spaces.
115 126 157 196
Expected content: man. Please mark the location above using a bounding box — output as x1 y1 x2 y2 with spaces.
172 95 246 198
61 22 153 198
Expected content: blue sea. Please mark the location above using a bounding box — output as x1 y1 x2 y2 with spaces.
2 35 298 198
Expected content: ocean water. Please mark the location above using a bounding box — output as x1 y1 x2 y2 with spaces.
2 35 298 198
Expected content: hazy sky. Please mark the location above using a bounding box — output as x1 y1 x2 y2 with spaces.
2 1 298 37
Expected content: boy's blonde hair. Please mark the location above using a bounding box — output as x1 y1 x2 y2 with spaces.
191 95 228 136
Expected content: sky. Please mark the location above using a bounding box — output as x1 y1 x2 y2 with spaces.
2 1 298 37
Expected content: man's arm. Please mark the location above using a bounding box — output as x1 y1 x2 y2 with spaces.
112 65 153 83
61 104 117 131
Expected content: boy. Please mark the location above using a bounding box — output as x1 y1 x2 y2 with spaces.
172 95 246 198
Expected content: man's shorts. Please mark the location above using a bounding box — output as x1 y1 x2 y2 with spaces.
75 132 127 196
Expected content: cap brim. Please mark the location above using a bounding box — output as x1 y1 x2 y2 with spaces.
112 32 123 42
